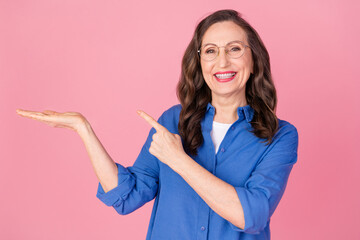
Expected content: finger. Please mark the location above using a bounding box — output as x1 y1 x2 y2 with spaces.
16 109 52 121
16 109 41 116
149 142 159 156
137 110 166 132
17 109 57 116
16 109 38 117
152 132 157 141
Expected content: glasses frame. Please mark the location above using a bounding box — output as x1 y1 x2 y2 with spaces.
197 41 250 62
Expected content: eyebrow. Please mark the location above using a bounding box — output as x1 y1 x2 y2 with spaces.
202 40 244 47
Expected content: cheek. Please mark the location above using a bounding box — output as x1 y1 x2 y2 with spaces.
235 59 252 74
200 61 213 75
200 64 214 86
243 56 254 73
200 64 212 87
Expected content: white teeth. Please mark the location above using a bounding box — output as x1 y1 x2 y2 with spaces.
215 73 236 79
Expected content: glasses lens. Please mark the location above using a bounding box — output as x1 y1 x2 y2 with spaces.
201 45 218 61
226 42 246 58
199 41 247 61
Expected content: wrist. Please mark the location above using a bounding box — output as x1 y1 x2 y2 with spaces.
172 152 193 175
76 117 92 137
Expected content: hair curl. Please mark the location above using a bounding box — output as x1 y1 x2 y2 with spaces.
176 9 278 156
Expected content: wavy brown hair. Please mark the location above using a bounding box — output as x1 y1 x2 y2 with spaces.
176 9 278 156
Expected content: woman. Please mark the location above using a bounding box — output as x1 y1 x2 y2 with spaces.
16 9 298 240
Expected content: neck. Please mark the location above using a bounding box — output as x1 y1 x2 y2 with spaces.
211 94 247 124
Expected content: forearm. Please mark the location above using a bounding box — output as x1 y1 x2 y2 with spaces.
173 154 245 229
76 119 118 193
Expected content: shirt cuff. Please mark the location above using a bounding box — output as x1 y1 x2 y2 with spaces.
96 163 135 207
229 186 269 234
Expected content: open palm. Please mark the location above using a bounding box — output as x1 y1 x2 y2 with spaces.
16 109 86 132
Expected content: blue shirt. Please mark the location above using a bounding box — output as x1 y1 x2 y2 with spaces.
96 103 299 240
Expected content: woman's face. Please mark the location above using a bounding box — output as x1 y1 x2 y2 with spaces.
200 21 253 104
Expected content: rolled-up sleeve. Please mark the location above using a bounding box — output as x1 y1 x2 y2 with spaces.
96 117 162 215
230 123 299 234
96 163 136 207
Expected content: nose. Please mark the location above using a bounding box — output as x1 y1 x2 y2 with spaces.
217 48 231 67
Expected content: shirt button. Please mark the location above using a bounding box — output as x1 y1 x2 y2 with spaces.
201 226 206 231
220 148 225 152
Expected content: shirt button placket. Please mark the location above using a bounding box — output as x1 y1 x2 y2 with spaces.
196 202 210 240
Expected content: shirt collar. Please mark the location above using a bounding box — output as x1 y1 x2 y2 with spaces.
206 102 254 123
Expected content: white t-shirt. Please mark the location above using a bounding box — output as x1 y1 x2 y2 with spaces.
210 121 232 154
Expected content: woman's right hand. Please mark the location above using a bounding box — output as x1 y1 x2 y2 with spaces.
16 109 87 133
16 108 120 192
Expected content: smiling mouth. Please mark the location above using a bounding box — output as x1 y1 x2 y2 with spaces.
214 72 237 82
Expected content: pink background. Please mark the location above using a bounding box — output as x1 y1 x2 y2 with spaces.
1 0 359 239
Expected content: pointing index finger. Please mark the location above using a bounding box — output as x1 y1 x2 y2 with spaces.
137 110 165 132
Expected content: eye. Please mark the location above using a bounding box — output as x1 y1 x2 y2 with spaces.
230 46 242 52
205 48 216 54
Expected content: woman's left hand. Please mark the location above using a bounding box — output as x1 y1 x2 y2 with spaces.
137 110 187 170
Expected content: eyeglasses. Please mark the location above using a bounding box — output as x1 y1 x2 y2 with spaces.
197 41 250 62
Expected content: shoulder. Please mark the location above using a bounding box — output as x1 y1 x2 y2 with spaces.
157 104 182 133
262 118 299 153
275 119 298 141
257 118 299 166
159 104 182 119
266 118 299 155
